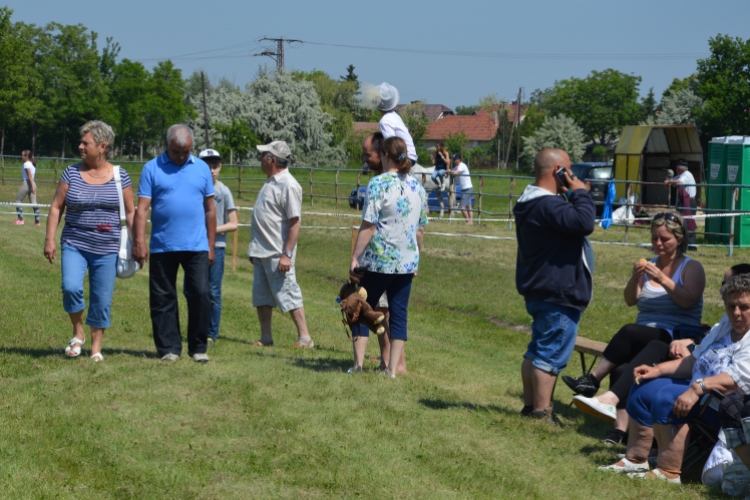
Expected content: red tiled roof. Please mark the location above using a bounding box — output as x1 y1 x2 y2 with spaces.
353 122 380 133
424 115 498 142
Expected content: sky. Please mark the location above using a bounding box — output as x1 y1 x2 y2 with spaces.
9 0 750 110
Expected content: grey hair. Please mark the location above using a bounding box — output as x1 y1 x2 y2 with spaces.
273 155 288 168
721 273 750 303
80 121 115 152
166 124 194 147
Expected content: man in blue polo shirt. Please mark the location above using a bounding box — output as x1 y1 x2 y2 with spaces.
133 124 216 363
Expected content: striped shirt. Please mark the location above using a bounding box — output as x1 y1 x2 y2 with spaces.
60 164 131 255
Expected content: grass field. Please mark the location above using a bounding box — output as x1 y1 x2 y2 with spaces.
0 163 746 498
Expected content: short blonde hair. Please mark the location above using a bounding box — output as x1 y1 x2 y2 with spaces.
79 121 115 152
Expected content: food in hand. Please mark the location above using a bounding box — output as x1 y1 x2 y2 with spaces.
638 258 648 266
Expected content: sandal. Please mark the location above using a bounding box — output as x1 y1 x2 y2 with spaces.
65 337 85 357
252 340 274 347
90 352 104 362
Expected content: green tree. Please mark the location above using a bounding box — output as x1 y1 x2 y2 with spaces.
522 114 586 163
455 105 480 116
545 69 642 145
697 34 750 137
214 118 259 163
656 88 703 125
147 61 193 148
443 132 468 159
14 22 52 155
397 101 429 144
0 8 31 155
110 59 152 159
641 87 657 122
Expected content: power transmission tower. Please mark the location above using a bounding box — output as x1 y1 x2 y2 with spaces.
254 37 302 72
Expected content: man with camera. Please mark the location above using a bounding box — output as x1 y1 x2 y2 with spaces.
513 148 596 424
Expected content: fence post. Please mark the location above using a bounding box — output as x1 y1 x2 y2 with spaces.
730 187 738 257
508 177 515 231
477 176 483 226
309 169 314 206
1 153 4 185
624 183 632 244
54 158 58 184
238 165 243 198
335 170 339 209
232 205 239 273
356 171 362 205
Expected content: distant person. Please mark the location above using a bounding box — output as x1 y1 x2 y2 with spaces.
513 148 595 424
43 121 134 362
372 82 417 165
446 153 474 225
350 136 427 378
663 159 697 246
14 150 40 226
430 142 450 189
133 124 216 363
198 148 238 346
357 131 406 374
248 140 314 349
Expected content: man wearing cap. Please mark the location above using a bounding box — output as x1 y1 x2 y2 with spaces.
446 153 474 225
198 148 238 346
376 82 418 165
133 124 216 363
248 140 314 348
664 159 697 246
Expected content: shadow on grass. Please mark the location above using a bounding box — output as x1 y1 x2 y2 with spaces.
419 398 507 414
290 357 352 373
0 346 159 359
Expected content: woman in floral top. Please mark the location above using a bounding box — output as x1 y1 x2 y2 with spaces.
350 137 428 377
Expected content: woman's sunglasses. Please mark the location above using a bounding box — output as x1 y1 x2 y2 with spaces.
653 212 680 223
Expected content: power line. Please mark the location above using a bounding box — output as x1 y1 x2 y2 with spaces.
253 37 303 71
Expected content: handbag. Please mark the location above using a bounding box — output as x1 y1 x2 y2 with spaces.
113 166 139 279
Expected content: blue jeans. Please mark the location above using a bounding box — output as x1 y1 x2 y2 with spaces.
61 243 117 328
431 169 446 184
524 301 582 375
208 247 225 340
354 272 413 340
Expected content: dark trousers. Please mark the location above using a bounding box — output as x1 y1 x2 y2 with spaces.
150 251 210 357
603 324 672 408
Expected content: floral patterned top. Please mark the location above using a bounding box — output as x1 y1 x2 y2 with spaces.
359 172 428 274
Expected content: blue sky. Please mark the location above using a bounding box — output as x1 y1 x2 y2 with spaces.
9 0 749 110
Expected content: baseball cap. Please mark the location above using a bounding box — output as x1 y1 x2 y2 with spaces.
257 140 292 159
199 148 221 160
452 153 462 160
676 158 689 168
377 82 400 111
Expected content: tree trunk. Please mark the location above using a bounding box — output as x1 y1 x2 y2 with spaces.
140 139 144 162
1 125 5 159
31 122 37 156
61 122 67 160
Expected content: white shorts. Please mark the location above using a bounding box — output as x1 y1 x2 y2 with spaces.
252 256 304 312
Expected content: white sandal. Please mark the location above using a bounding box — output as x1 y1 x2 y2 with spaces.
65 337 84 357
90 352 104 362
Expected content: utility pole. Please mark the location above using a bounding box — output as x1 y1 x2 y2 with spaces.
201 71 210 148
516 87 522 170
255 37 302 72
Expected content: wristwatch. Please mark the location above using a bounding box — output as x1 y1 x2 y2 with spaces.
695 378 707 395
282 250 293 259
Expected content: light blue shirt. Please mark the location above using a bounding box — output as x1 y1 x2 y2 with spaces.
138 152 214 253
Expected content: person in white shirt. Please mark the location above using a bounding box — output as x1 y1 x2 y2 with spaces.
664 159 697 246
446 154 474 225
664 160 696 198
374 82 417 165
14 150 40 226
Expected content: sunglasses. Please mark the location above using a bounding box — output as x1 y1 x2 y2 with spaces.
653 212 680 224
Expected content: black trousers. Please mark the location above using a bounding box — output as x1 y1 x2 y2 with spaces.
602 324 672 409
149 251 210 357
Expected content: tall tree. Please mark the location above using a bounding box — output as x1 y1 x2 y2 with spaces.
544 69 642 145
641 87 657 122
0 8 31 155
397 101 429 144
697 34 750 137
522 114 586 163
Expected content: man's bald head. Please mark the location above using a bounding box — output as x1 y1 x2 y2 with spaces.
534 148 570 180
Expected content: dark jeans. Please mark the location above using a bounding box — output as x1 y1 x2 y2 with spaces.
150 251 210 357
611 340 671 409
356 272 414 341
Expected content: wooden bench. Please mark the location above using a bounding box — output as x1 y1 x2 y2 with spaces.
573 336 607 377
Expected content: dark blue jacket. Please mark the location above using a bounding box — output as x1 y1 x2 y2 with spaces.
513 185 596 311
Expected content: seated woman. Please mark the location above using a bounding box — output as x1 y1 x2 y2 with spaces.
565 212 705 444
598 273 750 484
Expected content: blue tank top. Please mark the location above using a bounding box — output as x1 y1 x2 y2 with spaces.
435 150 447 170
635 256 703 333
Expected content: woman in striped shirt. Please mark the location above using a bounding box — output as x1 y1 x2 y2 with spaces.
43 121 135 361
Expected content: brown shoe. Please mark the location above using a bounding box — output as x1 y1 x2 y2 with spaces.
293 339 315 349
530 406 561 426
252 340 274 347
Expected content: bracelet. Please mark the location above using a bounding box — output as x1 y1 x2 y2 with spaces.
696 378 707 395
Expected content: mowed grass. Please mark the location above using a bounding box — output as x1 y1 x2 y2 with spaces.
0 166 745 498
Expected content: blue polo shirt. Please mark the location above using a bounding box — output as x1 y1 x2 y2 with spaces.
138 152 214 253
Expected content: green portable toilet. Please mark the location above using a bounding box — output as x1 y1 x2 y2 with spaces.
726 136 750 247
706 137 729 243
